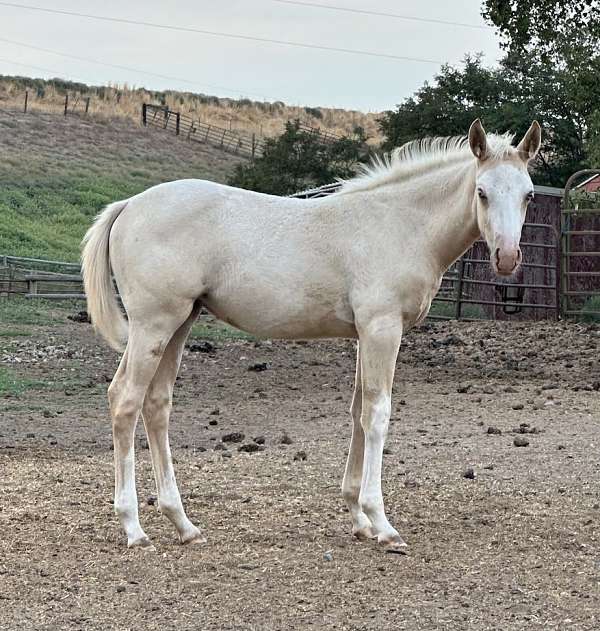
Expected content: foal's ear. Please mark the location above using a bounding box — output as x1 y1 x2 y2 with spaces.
468 119 488 161
517 120 542 162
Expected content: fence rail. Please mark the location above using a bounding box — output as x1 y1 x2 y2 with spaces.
0 255 85 300
143 103 265 159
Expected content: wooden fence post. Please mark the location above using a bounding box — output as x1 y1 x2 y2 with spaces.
251 133 256 158
85 97 90 114
142 103 147 126
176 112 180 135
64 94 69 116
454 258 466 320
24 90 28 113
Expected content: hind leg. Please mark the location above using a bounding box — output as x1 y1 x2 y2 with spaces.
108 308 191 549
142 304 204 545
342 344 375 540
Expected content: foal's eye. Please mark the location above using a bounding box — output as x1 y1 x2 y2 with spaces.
477 188 487 200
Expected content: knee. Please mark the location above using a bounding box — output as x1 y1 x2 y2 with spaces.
109 387 142 433
360 391 391 433
143 389 172 419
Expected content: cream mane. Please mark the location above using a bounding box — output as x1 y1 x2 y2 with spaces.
337 133 516 195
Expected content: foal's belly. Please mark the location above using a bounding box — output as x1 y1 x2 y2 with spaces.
202 286 357 340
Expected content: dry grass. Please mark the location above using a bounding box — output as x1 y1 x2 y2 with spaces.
0 76 383 143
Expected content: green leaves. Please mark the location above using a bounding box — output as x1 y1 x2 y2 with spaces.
228 121 370 195
377 52 595 186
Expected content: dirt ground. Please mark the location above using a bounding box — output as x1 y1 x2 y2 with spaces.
1 311 600 630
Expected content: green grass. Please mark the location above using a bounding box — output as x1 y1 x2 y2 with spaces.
579 296 600 322
0 175 140 262
428 300 485 320
190 319 254 342
0 366 44 396
0 296 77 326
0 111 238 262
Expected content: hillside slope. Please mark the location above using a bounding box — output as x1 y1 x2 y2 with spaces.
0 76 383 144
0 108 242 261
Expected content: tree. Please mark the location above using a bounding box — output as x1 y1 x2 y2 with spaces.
228 120 369 195
481 0 600 65
377 54 593 186
481 0 600 170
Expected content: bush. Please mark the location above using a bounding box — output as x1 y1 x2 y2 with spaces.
228 120 370 196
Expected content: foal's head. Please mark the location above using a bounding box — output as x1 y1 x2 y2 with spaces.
468 119 541 276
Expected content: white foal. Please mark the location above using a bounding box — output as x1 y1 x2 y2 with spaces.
82 119 541 552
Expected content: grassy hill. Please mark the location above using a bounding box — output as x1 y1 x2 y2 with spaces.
0 108 242 262
0 76 383 144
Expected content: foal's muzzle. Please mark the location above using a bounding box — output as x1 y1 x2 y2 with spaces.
492 245 522 276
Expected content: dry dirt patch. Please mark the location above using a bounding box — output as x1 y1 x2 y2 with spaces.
1 316 600 630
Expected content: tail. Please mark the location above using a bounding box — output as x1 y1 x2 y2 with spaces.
81 199 129 351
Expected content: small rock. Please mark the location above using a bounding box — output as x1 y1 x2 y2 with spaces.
463 467 476 480
293 450 307 461
382 447 393 455
147 496 157 506
238 443 261 453
514 436 530 447
279 432 293 445
208 419 218 426
188 341 215 353
457 384 471 394
209 408 220 416
487 426 502 435
253 435 266 445
248 362 268 372
557 444 566 450
25 432 35 439
116 586 126 593
511 403 524 410
222 432 244 443
214 443 227 451
323 550 333 562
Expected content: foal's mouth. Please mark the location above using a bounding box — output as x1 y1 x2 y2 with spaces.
491 247 522 277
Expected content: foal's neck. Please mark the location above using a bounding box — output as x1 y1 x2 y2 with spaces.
412 160 480 274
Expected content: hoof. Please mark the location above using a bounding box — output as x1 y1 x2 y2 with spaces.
380 535 408 555
128 536 156 552
180 528 207 546
352 526 376 541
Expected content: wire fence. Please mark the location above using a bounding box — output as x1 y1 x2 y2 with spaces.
141 103 344 160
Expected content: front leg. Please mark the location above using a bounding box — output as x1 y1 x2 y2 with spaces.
357 312 407 553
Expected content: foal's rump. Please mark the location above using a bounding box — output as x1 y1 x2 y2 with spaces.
83 179 357 347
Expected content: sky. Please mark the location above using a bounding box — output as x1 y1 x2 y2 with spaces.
0 0 503 112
